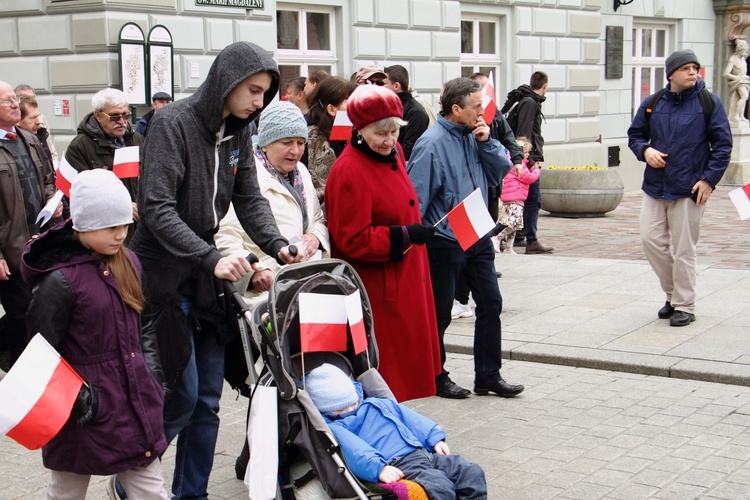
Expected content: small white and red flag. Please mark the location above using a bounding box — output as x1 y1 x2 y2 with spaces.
113 146 140 179
481 71 497 124
56 154 78 197
35 189 65 228
329 110 353 141
446 188 496 251
344 290 367 355
299 293 349 352
729 183 750 220
0 334 83 450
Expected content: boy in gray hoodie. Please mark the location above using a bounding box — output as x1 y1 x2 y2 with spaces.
128 41 304 499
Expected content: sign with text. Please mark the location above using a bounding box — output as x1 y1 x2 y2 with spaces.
195 0 264 7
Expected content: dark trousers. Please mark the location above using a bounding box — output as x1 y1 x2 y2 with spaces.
427 237 503 385
0 272 32 366
394 449 487 500
523 178 541 243
455 275 470 305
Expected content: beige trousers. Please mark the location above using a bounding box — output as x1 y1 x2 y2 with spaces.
640 194 705 314
46 458 168 500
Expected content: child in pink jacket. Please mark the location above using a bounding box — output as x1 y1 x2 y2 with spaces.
496 137 540 253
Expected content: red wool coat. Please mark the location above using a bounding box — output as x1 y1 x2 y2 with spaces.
325 142 441 401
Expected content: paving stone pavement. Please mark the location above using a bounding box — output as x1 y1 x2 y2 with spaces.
4 185 750 498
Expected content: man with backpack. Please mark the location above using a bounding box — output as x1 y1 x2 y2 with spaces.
627 49 731 327
501 71 553 254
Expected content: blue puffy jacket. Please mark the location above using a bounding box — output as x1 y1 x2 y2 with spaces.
627 79 732 200
407 115 511 243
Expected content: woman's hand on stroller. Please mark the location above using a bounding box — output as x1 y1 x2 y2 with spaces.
214 254 255 281
433 441 450 455
379 465 404 484
251 269 273 291
277 244 306 265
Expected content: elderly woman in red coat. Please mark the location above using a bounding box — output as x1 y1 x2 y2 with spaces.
324 85 441 401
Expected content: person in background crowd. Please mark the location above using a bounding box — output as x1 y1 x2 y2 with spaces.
17 95 53 164
409 77 523 400
136 91 172 137
355 65 387 86
304 69 329 97
128 42 304 500
284 76 308 116
0 81 59 370
65 88 143 244
628 49 731 327
383 64 429 160
22 169 168 500
325 84 441 402
14 84 58 164
302 76 356 203
501 71 553 254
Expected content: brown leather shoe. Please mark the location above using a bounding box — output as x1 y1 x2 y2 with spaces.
525 241 554 254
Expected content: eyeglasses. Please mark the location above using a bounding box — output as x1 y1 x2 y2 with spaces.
0 97 19 107
100 111 132 122
368 80 385 86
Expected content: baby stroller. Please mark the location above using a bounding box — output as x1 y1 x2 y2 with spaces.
232 259 402 499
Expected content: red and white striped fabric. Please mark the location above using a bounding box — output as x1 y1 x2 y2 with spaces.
481 71 497 124
113 145 140 179
56 154 78 197
0 334 83 450
344 290 367 354
329 110 353 141
446 188 496 251
299 293 349 352
729 183 750 220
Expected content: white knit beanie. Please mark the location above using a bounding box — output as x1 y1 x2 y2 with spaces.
70 169 133 232
257 100 309 147
305 363 359 413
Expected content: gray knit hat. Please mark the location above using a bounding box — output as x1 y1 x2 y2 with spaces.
70 169 133 232
305 363 359 413
666 49 700 79
257 100 308 147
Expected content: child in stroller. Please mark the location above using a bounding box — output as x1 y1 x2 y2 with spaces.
305 363 487 499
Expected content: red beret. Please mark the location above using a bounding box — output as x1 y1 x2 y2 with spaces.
346 85 404 131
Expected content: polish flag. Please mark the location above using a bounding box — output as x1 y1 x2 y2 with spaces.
113 146 140 179
0 334 83 450
729 183 750 220
299 293 348 352
344 290 367 355
481 71 497 124
329 110 353 141
446 188 496 251
56 154 78 197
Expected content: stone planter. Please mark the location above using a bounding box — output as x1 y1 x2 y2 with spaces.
540 168 624 218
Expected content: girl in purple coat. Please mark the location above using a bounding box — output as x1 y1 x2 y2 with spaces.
496 137 540 253
21 169 168 499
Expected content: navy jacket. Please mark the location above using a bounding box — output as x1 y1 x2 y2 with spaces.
628 79 732 200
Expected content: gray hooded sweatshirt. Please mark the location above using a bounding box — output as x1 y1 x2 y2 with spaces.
135 41 287 272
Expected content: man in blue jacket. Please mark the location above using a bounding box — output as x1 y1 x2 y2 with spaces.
408 77 523 399
628 49 732 327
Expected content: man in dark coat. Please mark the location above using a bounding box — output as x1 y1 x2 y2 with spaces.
136 91 172 137
0 81 57 368
384 64 430 160
65 87 144 243
502 71 554 254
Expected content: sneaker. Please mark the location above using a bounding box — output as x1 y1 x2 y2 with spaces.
451 300 473 319
106 475 127 500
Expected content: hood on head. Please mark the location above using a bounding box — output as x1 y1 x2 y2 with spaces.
192 41 280 135
21 221 94 287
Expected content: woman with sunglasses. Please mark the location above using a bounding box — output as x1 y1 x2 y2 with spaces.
65 87 144 243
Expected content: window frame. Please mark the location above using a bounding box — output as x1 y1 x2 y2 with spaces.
276 4 338 83
631 24 672 117
460 16 501 93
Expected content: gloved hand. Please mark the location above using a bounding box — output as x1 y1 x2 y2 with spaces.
71 382 99 426
405 223 435 245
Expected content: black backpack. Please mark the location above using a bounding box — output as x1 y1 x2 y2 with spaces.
644 87 714 127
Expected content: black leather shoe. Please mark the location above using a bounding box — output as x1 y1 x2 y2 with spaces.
436 379 471 399
670 311 696 327
474 378 525 397
658 301 675 319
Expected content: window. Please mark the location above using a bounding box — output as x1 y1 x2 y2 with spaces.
631 25 670 116
277 6 337 91
460 17 501 88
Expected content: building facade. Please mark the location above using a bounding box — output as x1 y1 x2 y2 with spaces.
0 0 735 190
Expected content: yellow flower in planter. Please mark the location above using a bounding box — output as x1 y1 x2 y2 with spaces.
547 165 607 171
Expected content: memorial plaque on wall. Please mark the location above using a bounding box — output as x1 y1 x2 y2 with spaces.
606 26 624 80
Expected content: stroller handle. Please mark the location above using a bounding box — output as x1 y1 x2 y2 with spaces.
223 253 260 315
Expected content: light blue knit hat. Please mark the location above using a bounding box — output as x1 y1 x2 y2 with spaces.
305 363 358 413
257 100 309 147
